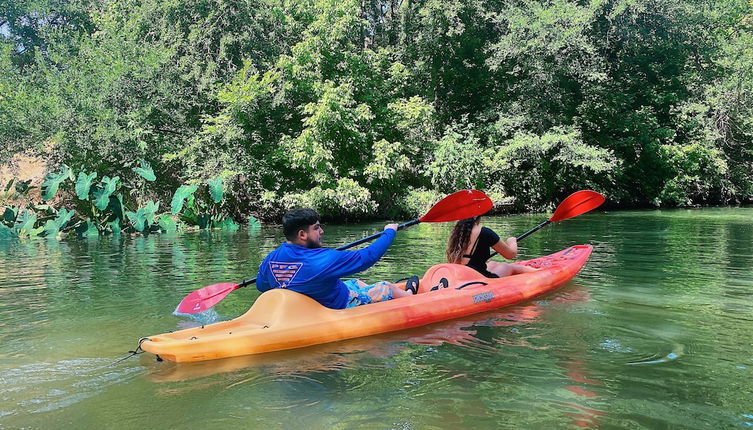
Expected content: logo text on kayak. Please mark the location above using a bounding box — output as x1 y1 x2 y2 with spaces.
472 292 494 304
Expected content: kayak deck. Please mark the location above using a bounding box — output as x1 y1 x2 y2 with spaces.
141 245 592 362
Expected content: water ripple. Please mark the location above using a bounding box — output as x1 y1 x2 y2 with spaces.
0 358 142 417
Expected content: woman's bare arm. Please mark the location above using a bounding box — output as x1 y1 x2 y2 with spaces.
491 237 518 260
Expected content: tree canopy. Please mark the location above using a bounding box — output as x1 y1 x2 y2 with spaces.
2 0 752 219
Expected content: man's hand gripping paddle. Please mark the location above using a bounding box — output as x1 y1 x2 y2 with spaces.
175 189 493 314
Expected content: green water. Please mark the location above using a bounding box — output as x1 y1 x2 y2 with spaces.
1 208 752 429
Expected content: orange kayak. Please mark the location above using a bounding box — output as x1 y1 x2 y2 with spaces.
141 245 592 362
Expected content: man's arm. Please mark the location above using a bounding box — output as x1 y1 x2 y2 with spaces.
324 224 397 278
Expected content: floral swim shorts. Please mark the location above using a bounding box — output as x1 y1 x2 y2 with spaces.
344 279 393 308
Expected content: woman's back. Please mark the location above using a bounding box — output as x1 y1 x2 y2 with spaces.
447 217 535 279
458 226 500 277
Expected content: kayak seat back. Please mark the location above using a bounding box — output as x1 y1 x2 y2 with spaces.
238 288 339 328
419 264 487 293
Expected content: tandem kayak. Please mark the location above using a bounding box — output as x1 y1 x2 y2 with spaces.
141 245 592 362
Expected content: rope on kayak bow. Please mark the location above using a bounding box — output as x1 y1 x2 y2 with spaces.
111 337 150 365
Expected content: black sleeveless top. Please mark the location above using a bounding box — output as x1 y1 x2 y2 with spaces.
462 227 501 278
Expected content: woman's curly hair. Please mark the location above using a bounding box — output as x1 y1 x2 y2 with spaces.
446 217 480 263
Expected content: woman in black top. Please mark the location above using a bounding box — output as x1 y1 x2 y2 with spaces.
446 216 538 278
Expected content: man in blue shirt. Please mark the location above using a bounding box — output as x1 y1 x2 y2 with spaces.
257 208 417 309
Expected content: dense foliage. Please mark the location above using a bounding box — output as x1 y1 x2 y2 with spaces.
0 163 260 238
2 0 752 220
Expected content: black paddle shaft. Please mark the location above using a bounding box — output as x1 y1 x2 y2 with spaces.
516 219 551 242
237 219 421 288
335 219 420 250
489 219 551 258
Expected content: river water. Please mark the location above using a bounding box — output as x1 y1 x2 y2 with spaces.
1 208 752 429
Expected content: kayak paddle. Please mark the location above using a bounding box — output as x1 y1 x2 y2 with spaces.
175 189 493 314
491 190 605 257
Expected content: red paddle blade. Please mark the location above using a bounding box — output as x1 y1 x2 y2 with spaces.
550 190 605 222
175 283 240 314
419 189 493 223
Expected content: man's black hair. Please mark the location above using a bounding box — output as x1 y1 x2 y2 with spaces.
282 208 321 241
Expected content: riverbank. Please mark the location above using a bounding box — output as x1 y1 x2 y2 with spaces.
1 154 751 226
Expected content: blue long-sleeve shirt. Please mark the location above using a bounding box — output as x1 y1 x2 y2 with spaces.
256 229 396 309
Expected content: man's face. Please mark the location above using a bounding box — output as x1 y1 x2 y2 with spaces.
300 222 324 248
